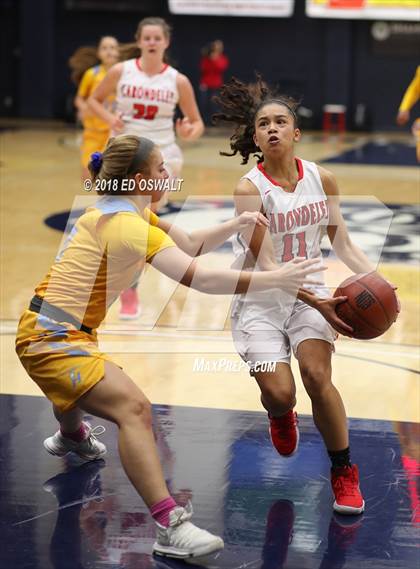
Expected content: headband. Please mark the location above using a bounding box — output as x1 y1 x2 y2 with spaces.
127 137 155 174
278 101 298 121
258 99 298 122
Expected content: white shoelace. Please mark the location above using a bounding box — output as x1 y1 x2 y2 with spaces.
89 425 106 437
171 501 193 526
84 425 106 448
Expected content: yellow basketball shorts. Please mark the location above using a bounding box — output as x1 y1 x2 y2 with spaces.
81 130 110 168
15 310 114 413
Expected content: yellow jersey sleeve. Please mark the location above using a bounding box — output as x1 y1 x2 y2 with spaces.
145 224 175 260
77 68 95 99
399 66 420 112
100 213 175 262
142 208 160 227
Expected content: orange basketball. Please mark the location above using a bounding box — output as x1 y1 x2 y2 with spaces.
333 272 399 339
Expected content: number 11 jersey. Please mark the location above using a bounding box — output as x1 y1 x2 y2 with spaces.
115 59 179 146
233 158 329 294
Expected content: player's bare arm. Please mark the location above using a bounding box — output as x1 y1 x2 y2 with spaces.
319 166 374 274
319 165 399 311
154 206 269 257
88 63 123 129
74 94 89 120
150 243 322 295
233 178 278 270
175 74 204 141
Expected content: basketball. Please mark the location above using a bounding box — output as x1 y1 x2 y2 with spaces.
334 272 399 339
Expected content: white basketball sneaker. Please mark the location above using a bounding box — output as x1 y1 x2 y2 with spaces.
43 422 107 461
153 502 224 559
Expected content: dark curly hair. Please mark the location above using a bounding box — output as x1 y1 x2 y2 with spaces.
213 75 300 164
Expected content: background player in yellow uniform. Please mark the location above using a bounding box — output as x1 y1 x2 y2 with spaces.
15 134 322 560
396 65 420 162
71 36 119 178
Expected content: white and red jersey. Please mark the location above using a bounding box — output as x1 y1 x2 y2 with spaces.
233 158 329 295
115 59 179 146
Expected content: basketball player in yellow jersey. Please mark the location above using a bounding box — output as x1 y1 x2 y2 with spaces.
89 17 204 319
15 135 322 560
74 36 119 178
396 65 420 161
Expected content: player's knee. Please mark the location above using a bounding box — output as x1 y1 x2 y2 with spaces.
301 365 330 399
261 383 295 409
119 395 152 428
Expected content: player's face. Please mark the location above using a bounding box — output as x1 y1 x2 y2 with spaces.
136 150 170 203
138 25 169 59
254 103 300 155
97 37 119 67
148 151 169 180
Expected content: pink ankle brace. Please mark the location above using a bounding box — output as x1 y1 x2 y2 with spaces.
60 423 88 443
150 497 178 527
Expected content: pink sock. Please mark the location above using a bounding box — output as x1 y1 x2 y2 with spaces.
150 497 178 527
60 423 88 443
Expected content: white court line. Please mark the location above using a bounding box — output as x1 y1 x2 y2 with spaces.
1 322 418 360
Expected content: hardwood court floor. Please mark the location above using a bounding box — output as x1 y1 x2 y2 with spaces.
2 394 418 569
1 124 419 422
1 122 419 569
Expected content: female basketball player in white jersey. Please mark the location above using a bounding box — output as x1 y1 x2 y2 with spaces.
89 17 204 319
214 77 398 515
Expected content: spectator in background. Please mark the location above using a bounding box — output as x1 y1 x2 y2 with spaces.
199 40 229 126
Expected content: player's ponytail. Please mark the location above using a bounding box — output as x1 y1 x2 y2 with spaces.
69 46 100 85
69 36 119 85
119 42 141 62
213 75 300 164
88 135 156 195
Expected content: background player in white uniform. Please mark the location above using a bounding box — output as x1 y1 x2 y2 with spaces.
214 77 398 515
89 17 204 318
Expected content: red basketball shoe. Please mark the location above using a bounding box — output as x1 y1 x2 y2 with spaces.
268 410 299 457
331 464 365 515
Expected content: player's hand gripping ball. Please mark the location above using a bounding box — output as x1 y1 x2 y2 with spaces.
333 272 399 339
